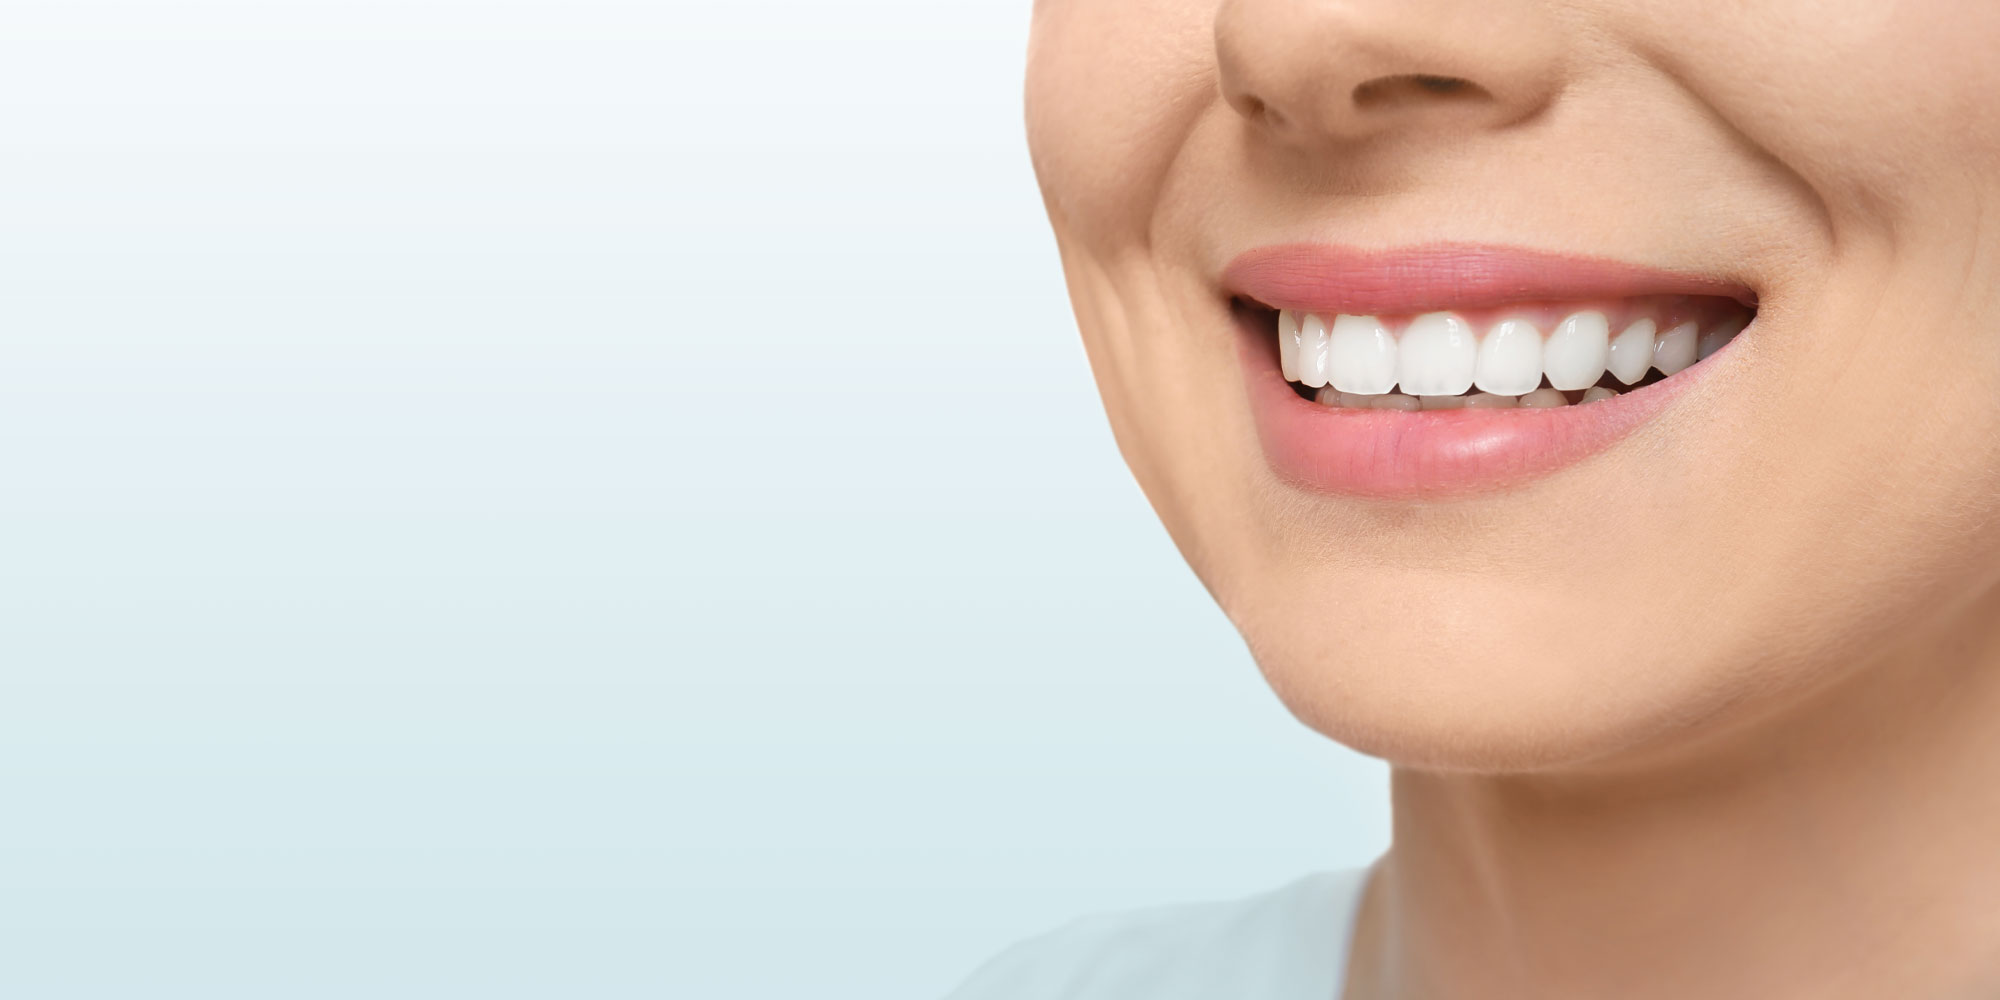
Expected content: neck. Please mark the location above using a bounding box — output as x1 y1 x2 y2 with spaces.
1346 588 2000 1000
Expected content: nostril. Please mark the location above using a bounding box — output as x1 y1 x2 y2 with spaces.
1411 74 1472 94
1233 92 1291 131
1352 73 1489 110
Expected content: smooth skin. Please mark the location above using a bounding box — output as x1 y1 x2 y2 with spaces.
1025 1 2000 997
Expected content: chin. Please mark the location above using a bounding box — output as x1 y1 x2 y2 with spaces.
1219 570 1754 775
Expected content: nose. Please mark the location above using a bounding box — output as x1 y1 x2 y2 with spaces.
1214 0 1565 146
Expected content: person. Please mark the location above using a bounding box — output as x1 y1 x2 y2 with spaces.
948 1 2000 997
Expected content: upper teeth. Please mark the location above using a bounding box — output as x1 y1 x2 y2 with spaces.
1278 307 1743 395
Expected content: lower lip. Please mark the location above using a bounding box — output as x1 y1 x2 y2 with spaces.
1237 314 1710 498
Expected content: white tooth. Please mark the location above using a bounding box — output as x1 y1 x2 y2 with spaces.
1395 312 1477 395
1652 321 1698 375
1327 314 1398 394
1698 314 1748 360
1368 393 1421 411
1279 309 1302 382
1462 392 1518 409
1338 392 1373 407
1297 313 1331 388
1419 394 1465 410
1314 385 1341 406
1518 387 1569 408
1543 310 1610 391
1606 318 1656 385
1473 317 1543 395
1581 386 1618 403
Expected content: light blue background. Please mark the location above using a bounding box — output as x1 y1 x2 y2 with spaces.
0 1 1388 997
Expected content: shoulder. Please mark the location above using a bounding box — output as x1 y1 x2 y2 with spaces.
941 868 1371 1000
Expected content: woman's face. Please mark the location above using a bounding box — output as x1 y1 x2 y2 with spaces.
1025 0 2000 771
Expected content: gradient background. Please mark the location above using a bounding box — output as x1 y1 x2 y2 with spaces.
0 1 1388 997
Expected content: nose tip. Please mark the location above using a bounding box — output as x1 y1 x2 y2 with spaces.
1215 0 1565 145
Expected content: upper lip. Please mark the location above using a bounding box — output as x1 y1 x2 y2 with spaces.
1222 242 1758 316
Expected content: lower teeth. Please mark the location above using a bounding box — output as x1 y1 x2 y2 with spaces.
1311 382 1629 409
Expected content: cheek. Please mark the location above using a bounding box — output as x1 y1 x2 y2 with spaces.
1641 0 2000 223
1056 254 1269 584
1025 0 1217 247
1638 0 2000 681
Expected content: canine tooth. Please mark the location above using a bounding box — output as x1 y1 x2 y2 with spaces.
1327 314 1398 394
1462 392 1518 409
1368 393 1421 411
1297 313 1331 387
1581 386 1618 403
1519 387 1568 408
1396 312 1477 395
1653 321 1698 375
1698 314 1747 360
1474 317 1543 395
1606 318 1656 385
1543 311 1610 390
1314 385 1342 406
1419 394 1466 410
1279 309 1302 382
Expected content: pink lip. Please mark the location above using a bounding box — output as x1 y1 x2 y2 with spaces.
1224 242 1756 316
1223 243 1753 498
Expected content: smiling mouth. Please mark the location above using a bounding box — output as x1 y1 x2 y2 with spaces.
1220 243 1761 496
1247 295 1756 410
